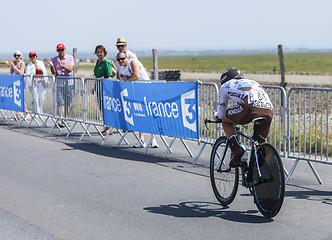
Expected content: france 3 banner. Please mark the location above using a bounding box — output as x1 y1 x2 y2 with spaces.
103 80 199 140
0 74 25 112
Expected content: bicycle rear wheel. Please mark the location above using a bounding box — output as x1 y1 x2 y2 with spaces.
210 137 239 206
251 143 285 218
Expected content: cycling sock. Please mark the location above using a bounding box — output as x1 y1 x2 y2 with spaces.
229 135 241 153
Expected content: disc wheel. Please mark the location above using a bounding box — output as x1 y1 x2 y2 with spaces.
250 143 285 218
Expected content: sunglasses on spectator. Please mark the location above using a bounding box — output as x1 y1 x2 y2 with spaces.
14 54 21 57
117 57 126 61
57 49 65 52
29 55 36 58
117 45 125 48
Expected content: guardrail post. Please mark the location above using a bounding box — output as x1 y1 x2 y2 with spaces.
278 44 287 89
152 49 158 80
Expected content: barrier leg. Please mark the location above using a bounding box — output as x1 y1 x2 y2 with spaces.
49 118 62 134
62 121 71 133
131 132 144 146
193 142 207 164
93 124 104 139
40 116 50 131
27 113 41 128
34 115 42 127
99 126 114 143
18 112 28 127
163 137 176 158
180 138 194 158
115 129 129 146
160 135 173 154
7 111 15 124
7 111 16 123
79 123 91 140
283 162 289 179
67 121 78 138
0 110 7 120
115 131 130 147
144 136 153 154
80 122 91 138
285 158 299 184
307 161 323 184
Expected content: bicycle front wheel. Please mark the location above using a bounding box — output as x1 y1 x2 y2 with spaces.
251 143 285 218
210 137 239 206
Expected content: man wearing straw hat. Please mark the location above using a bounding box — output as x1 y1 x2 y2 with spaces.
114 37 137 80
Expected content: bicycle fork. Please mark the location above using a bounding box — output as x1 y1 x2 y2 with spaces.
253 143 262 179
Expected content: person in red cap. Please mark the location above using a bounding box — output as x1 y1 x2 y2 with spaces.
47 43 74 127
25 51 48 114
47 44 74 77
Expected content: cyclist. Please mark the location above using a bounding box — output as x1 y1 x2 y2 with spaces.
213 67 274 168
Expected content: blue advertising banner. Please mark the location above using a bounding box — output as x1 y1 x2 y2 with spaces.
0 74 25 112
103 80 199 140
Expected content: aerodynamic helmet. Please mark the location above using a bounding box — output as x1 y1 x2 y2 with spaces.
220 67 244 85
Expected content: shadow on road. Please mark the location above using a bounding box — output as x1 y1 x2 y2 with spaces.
144 201 273 223
240 184 332 206
64 142 175 164
284 184 332 206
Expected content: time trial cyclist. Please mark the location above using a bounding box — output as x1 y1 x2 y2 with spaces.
213 67 274 168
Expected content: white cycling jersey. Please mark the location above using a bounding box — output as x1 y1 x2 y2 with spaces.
215 78 273 119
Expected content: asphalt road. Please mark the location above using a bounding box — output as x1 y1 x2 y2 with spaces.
0 124 331 240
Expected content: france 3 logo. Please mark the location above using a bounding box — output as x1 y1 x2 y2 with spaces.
181 89 197 132
120 88 134 126
13 79 22 107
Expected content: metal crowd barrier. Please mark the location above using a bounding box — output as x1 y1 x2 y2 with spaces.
49 76 92 137
84 78 104 126
193 81 220 163
1 74 331 185
20 75 56 129
286 87 332 184
263 86 287 157
81 78 105 140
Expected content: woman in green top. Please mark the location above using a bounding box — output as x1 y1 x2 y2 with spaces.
94 45 116 136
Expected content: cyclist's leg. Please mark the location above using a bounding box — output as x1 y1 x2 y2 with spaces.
222 104 250 167
251 108 274 144
246 106 274 180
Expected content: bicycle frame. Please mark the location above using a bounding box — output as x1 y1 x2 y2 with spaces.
235 128 263 184
205 119 268 188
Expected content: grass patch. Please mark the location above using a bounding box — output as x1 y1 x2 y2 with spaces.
138 52 332 73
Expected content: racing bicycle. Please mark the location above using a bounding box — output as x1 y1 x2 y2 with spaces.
205 117 285 218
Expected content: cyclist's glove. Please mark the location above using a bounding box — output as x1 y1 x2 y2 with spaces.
213 112 221 121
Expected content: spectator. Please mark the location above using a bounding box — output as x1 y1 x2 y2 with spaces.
94 45 115 136
116 52 159 148
25 51 48 114
47 43 74 127
115 37 137 80
8 50 26 120
8 50 25 75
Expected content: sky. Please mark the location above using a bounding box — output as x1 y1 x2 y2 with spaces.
1 0 331 57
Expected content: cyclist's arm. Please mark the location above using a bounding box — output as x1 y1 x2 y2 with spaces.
214 87 228 119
